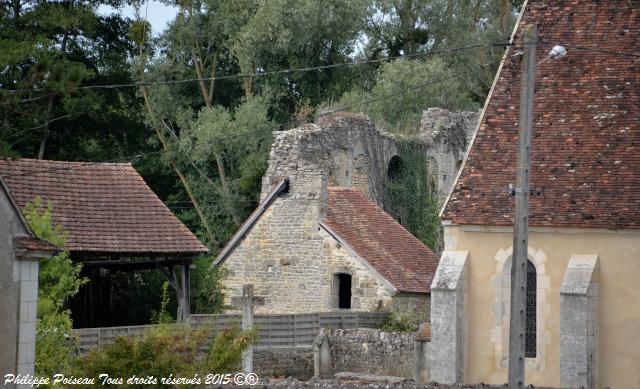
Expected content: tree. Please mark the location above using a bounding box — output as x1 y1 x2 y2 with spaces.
335 57 478 135
0 0 144 161
23 196 86 376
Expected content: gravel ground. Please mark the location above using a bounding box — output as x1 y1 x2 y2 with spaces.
211 376 532 389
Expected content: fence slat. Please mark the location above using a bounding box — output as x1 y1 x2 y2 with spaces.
70 311 386 353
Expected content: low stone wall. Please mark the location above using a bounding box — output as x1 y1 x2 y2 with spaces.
315 329 419 379
255 347 314 380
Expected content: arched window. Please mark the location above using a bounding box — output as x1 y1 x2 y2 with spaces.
525 260 537 358
387 156 402 181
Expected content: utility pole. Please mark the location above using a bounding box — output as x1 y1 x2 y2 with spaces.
508 24 537 389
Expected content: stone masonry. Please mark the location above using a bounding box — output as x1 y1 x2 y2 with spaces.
221 111 474 316
314 329 417 379
429 250 469 385
222 114 401 314
418 108 479 199
560 255 599 389
261 113 398 207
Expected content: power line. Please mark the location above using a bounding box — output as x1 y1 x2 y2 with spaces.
4 42 512 94
1 56 507 179
0 43 540 181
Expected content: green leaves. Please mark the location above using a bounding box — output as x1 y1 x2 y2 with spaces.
334 57 478 135
23 196 87 377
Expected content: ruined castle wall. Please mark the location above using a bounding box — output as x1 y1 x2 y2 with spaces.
419 108 479 199
261 114 398 207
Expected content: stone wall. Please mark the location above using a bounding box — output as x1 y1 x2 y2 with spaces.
388 293 431 323
255 347 314 380
261 113 398 208
315 329 417 379
222 197 395 313
0 183 40 388
418 108 479 199
223 114 402 314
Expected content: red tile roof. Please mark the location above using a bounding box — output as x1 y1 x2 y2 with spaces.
14 236 59 254
323 187 440 293
443 0 640 229
0 159 208 255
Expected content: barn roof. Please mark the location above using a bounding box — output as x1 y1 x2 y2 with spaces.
0 159 208 255
442 0 640 229
322 187 439 294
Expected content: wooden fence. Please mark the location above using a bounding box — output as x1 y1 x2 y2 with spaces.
73 311 385 354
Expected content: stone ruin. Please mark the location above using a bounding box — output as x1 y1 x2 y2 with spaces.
418 108 480 199
261 108 479 212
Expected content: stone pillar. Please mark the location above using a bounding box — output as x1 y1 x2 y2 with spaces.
242 285 255 374
413 335 431 383
429 250 469 385
17 259 39 389
560 255 599 389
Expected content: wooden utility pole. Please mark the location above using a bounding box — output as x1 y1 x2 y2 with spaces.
508 24 537 389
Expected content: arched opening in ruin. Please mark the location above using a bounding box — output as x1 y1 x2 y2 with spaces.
333 273 352 309
387 156 403 181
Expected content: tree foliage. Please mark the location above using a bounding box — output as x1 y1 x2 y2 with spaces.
70 324 256 388
3 0 522 326
23 196 87 376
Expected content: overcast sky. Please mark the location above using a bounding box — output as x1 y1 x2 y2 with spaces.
98 0 178 35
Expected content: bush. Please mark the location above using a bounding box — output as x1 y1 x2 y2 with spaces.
23 196 87 377
69 324 256 388
379 310 419 333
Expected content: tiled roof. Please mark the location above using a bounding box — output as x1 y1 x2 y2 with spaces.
14 236 59 253
323 187 440 293
443 0 640 229
0 159 208 255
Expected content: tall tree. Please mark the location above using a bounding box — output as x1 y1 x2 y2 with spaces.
0 0 144 161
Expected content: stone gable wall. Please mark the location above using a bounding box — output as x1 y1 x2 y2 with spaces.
222 195 394 313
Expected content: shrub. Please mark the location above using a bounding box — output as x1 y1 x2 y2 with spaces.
70 324 256 388
23 196 87 377
379 310 419 333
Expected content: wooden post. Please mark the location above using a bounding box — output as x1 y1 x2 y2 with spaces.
181 262 191 323
508 24 537 389
242 284 255 374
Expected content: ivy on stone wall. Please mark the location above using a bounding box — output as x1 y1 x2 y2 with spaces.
384 140 442 252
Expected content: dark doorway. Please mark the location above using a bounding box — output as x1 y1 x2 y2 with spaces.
337 273 352 309
387 156 403 181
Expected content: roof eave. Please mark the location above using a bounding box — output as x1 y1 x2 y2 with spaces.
319 220 398 294
213 178 289 267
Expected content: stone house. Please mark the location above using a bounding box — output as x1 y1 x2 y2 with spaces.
430 1 640 388
215 114 440 320
0 177 57 387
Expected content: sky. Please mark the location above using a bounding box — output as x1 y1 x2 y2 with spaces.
98 1 179 35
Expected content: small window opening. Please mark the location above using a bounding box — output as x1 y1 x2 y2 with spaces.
335 273 352 309
387 156 402 181
525 260 537 358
